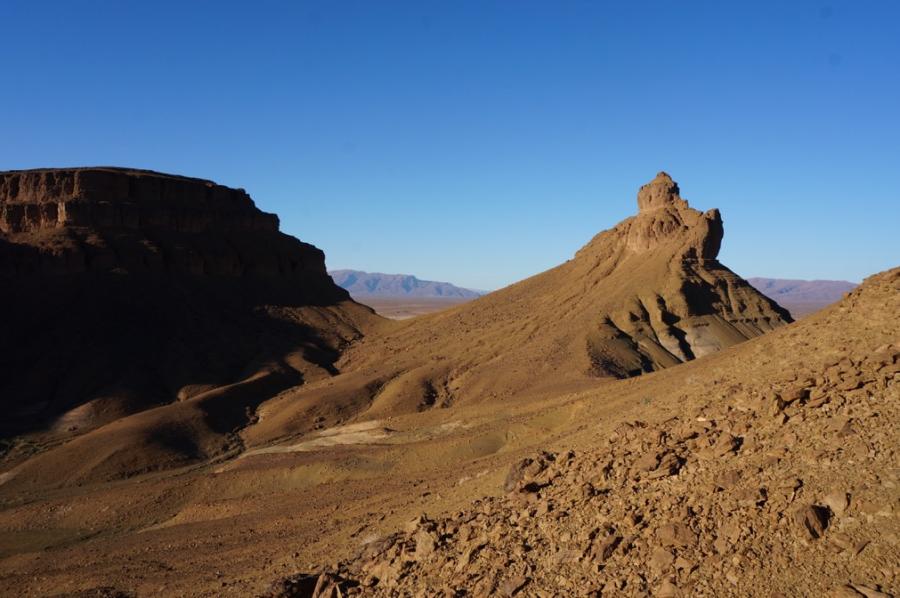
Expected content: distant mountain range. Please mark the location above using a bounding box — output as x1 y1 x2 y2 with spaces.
748 277 857 317
329 269 484 298
747 277 857 304
331 271 858 306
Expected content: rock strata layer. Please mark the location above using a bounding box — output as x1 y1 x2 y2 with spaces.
0 167 375 447
0 167 277 234
0 167 334 283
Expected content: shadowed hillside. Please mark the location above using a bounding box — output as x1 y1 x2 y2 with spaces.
0 168 381 487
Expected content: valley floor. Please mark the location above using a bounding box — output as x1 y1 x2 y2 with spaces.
351 296 476 320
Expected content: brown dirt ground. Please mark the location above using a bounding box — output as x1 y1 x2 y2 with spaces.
0 269 896 597
353 296 476 320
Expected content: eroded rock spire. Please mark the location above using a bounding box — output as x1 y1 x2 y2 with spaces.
637 171 681 212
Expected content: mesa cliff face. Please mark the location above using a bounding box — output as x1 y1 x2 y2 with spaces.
0 167 278 234
0 168 335 288
0 168 377 456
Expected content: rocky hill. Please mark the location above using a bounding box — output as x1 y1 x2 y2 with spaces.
0 167 379 485
330 269 482 298
246 173 792 439
367 172 792 382
268 267 899 598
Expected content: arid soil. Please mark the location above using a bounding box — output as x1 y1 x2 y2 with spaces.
273 268 897 597
354 296 476 320
0 170 895 597
777 300 847 319
1 270 894 597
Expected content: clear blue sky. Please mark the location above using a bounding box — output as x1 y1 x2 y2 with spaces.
2 1 897 290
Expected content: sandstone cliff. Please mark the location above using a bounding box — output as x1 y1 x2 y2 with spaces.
0 168 335 289
0 168 378 454
0 167 277 234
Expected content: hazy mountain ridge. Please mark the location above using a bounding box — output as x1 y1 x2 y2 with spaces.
748 277 858 317
748 277 857 303
330 269 483 298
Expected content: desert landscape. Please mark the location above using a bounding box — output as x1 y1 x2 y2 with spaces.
0 168 895 598
2 4 898 598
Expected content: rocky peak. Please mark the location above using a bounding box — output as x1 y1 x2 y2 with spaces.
637 171 682 213
615 172 723 260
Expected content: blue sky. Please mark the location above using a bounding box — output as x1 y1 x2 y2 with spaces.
1 1 897 290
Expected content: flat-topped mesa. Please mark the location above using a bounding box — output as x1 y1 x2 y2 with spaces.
0 167 338 284
0 167 278 234
624 172 723 260
0 168 376 454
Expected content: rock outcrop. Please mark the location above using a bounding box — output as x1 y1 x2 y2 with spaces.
0 168 378 455
570 171 788 373
624 171 723 258
261 172 794 429
0 168 335 287
0 167 277 234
